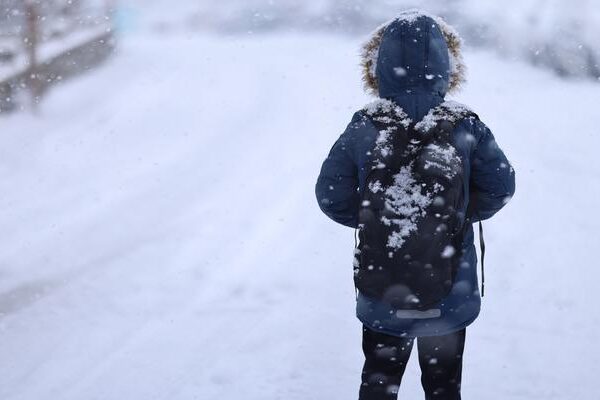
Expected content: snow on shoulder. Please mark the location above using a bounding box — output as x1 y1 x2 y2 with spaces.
363 99 475 134
415 101 475 133
363 99 412 158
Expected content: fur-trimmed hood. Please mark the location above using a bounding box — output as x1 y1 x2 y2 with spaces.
360 10 466 100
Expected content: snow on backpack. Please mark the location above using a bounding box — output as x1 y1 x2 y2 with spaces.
354 100 478 310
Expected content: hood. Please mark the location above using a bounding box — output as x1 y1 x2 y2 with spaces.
360 10 466 119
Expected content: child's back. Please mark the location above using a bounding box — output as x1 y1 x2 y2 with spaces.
315 10 515 399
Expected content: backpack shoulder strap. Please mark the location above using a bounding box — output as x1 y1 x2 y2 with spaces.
415 101 487 296
361 99 413 131
360 99 413 168
414 100 479 134
479 218 486 297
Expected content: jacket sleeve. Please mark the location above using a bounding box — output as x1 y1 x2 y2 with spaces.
468 121 516 222
315 122 360 228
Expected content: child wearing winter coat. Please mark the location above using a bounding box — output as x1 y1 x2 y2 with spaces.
315 10 515 400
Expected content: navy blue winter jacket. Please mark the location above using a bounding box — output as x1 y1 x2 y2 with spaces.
315 14 515 337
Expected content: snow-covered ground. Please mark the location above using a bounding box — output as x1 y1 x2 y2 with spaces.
0 31 599 399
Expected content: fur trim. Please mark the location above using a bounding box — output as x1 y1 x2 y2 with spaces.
360 23 388 96
360 10 467 96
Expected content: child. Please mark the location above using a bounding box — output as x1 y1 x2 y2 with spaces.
315 10 515 400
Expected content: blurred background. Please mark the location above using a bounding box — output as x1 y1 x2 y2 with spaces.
1 0 599 113
0 1 598 400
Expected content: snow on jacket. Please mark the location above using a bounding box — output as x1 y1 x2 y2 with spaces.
315 10 516 337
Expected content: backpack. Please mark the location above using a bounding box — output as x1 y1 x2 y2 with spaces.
354 100 478 310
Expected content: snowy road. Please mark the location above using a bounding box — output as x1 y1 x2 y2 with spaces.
1 33 599 399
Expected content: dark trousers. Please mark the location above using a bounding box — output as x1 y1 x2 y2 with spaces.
359 326 466 400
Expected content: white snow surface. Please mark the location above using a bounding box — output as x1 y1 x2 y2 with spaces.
0 32 599 400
